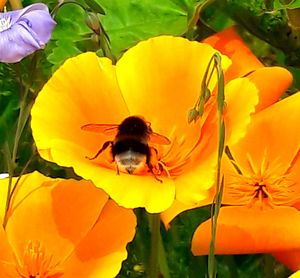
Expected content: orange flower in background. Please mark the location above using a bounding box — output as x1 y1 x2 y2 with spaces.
0 0 6 10
0 172 136 277
30 30 291 213
188 92 300 255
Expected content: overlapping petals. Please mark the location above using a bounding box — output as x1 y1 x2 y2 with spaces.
31 33 265 212
203 27 263 80
204 27 293 112
0 172 136 277
0 3 56 63
191 92 300 255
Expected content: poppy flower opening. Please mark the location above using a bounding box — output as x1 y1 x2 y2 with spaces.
31 34 265 212
16 240 63 278
81 114 175 181
186 92 300 256
226 152 297 208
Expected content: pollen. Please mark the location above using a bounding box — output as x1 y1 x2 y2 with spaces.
226 152 297 208
16 240 63 278
0 16 12 32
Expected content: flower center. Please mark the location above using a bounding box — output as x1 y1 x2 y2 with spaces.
0 16 12 32
16 240 63 278
226 152 297 207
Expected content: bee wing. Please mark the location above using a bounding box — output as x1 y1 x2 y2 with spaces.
81 124 119 136
149 132 171 145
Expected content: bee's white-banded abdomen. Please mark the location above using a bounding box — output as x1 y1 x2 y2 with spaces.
115 150 147 174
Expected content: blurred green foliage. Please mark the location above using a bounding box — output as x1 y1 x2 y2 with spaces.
0 0 299 277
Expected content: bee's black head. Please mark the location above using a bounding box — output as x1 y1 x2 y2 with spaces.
118 116 150 137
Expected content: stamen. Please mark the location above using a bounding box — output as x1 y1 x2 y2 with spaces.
157 161 171 178
0 16 12 32
226 153 298 207
16 240 63 278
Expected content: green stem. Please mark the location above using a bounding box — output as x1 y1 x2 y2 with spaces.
3 58 37 228
148 213 160 278
3 142 14 228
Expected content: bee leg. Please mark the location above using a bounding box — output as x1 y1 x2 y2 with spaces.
148 164 163 183
147 147 163 183
86 141 113 160
116 163 120 175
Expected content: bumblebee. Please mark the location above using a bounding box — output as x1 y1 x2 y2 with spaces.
81 116 170 181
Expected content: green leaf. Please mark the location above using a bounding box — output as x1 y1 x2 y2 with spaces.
97 0 203 58
46 4 90 70
83 0 106 14
274 0 300 10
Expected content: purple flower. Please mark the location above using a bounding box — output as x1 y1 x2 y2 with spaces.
0 3 56 63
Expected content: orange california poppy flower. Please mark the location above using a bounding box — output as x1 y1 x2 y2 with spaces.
30 32 291 213
187 92 300 255
0 171 136 277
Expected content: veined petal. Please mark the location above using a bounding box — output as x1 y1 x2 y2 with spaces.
7 4 50 25
50 139 175 213
20 7 56 44
247 67 293 112
203 27 263 80
229 92 300 175
6 178 108 267
192 206 300 255
62 200 136 278
116 35 231 159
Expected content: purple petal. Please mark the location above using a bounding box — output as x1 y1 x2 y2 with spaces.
20 9 56 44
0 3 56 63
0 24 40 62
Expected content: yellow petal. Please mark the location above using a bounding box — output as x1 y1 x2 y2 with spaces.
0 172 53 221
116 35 231 158
50 139 175 213
160 188 214 228
6 177 108 266
31 52 128 165
289 270 300 278
62 200 136 277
